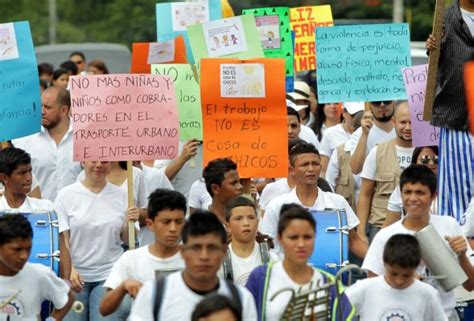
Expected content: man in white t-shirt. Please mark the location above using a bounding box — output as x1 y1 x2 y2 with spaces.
287 104 319 149
221 196 279 286
100 189 186 318
0 147 55 212
348 100 396 175
129 212 257 320
357 101 414 242
319 102 364 177
260 141 367 258
13 86 81 201
0 214 74 320
188 178 212 214
362 165 474 320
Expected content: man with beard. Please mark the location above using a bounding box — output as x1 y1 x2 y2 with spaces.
356 101 414 243
13 86 81 201
348 101 396 175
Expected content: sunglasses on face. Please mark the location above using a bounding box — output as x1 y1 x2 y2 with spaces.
419 155 438 165
371 101 393 107
72 60 84 65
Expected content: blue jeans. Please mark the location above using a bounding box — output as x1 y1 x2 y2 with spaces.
367 224 381 244
64 281 120 321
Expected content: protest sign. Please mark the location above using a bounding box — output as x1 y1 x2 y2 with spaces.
290 5 333 72
465 62 474 135
200 58 288 178
151 64 203 140
131 36 187 73
316 23 411 103
156 0 222 63
0 21 41 141
243 7 294 77
187 15 264 64
70 74 179 161
402 64 440 147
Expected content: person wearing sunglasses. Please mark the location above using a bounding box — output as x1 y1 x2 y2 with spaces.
69 51 86 74
347 100 396 175
383 146 439 227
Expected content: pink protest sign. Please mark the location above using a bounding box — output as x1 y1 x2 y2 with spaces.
401 65 440 147
70 74 179 161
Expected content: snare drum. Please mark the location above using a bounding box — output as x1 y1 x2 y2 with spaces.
309 210 349 274
0 211 59 274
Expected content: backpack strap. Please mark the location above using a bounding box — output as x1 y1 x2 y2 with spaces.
261 261 275 321
153 276 166 321
222 250 234 281
225 279 243 313
258 242 270 264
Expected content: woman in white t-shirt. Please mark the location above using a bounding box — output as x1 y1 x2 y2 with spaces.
384 146 439 227
56 161 139 321
246 204 353 321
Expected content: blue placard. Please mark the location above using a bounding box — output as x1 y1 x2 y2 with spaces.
0 21 41 141
156 0 222 64
316 23 411 103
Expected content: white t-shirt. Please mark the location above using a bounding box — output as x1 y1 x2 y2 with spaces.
460 197 474 237
346 275 447 321
259 178 291 211
13 124 82 201
346 125 396 155
0 195 55 212
362 215 464 318
461 8 474 37
299 125 320 150
319 124 351 157
360 145 414 180
218 241 279 286
387 186 439 215
103 246 184 289
260 188 360 254
188 178 212 210
141 165 174 193
0 263 69 321
129 272 257 321
266 261 327 320
55 182 127 282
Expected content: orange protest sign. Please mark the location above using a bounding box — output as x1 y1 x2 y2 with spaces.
200 58 288 178
130 36 187 73
465 62 474 135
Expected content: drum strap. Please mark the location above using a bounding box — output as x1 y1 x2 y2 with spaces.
223 242 271 282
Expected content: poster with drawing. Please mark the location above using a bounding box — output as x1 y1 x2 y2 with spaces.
220 63 265 98
255 15 281 50
147 40 175 64
0 23 19 61
203 17 248 57
171 2 210 32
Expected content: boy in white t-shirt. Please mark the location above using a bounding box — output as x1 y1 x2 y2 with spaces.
362 165 474 320
221 196 278 286
0 214 74 320
347 234 447 320
99 189 186 318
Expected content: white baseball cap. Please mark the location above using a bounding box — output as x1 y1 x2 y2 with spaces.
343 102 365 115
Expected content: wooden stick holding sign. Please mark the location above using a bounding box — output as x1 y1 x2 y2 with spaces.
1 141 10 150
423 0 445 121
127 161 135 250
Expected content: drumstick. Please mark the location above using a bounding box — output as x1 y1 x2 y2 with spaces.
0 290 21 309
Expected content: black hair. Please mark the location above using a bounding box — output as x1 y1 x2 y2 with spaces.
69 51 86 61
39 79 48 90
148 189 187 220
59 60 78 75
289 141 319 166
278 203 316 236
0 147 31 177
383 234 421 268
411 146 438 165
287 106 301 122
191 294 242 321
0 214 33 246
118 161 127 171
38 62 53 76
400 165 437 196
181 211 227 245
225 196 256 222
52 68 69 81
311 103 343 142
202 158 237 197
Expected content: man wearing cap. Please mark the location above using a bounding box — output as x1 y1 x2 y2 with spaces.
288 81 314 127
319 102 364 177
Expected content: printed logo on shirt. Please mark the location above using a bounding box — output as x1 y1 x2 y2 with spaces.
397 156 412 170
0 296 25 321
379 308 411 321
